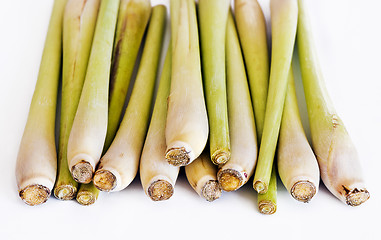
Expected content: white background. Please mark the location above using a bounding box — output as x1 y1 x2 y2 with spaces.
1 0 380 239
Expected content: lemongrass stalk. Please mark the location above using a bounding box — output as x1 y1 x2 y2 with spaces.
53 0 100 201
67 0 119 184
217 11 257 192
76 182 99 205
277 66 320 203
185 151 222 202
165 0 209 166
139 45 180 201
258 165 277 214
253 0 298 194
15 0 66 206
198 0 230 165
234 0 269 141
297 0 369 206
93 5 166 192
104 0 151 150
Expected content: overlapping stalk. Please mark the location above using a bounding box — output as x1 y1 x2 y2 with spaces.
93 5 166 192
165 0 209 166
198 0 231 165
15 0 66 206
217 11 257 192
253 0 298 194
104 0 151 150
234 0 269 141
67 0 120 184
277 66 320 202
54 0 100 201
297 0 369 206
258 165 277 214
140 45 180 201
185 151 222 202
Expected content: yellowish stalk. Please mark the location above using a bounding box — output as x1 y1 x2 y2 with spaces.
217 11 258 192
185 151 222 202
67 0 120 184
297 0 369 206
54 0 100 201
253 0 298 194
93 5 166 192
165 0 209 166
277 66 320 203
16 0 66 206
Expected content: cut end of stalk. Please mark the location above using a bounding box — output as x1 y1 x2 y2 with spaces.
71 161 93 184
76 191 97 206
218 169 243 192
165 147 190 166
19 184 51 206
202 180 222 202
53 185 77 200
253 180 268 194
211 149 230 165
291 180 316 203
93 170 117 192
345 188 370 207
258 200 277 215
148 180 174 201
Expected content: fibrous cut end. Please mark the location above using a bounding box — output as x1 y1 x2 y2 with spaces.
202 180 222 202
218 169 243 192
211 149 230 165
258 200 276 215
253 180 268 194
291 180 316 203
71 161 93 183
165 147 190 166
19 184 51 206
76 191 97 206
148 180 174 201
54 184 77 200
345 188 370 206
93 170 116 192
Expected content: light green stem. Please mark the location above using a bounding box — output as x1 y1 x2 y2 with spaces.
76 182 99 205
258 165 277 214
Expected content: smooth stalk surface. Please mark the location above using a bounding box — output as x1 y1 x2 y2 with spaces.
54 0 100 200
93 5 166 192
258 165 277 214
253 0 298 194
297 0 369 206
104 0 151 150
67 0 120 184
76 182 99 205
16 0 66 206
199 0 231 165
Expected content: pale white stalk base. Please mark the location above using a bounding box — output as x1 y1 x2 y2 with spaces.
290 180 316 203
165 141 195 166
217 163 248 192
202 180 221 202
147 175 175 201
69 153 97 183
258 200 276 215
19 184 51 206
93 166 122 192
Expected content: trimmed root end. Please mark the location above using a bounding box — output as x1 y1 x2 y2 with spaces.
258 200 277 215
19 184 51 206
71 161 93 183
93 170 116 192
253 180 268 194
165 147 190 166
202 180 222 202
148 180 174 201
53 185 77 200
218 169 243 192
291 180 316 203
76 191 97 206
345 188 370 206
211 149 230 165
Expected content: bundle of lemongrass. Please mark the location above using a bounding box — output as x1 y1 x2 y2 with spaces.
16 0 369 211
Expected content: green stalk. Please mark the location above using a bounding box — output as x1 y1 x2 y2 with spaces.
16 0 66 206
277 66 320 203
53 0 100 201
76 182 99 205
93 5 166 192
165 0 209 166
258 165 277 214
234 0 269 141
67 0 120 184
104 0 151 150
217 11 258 192
297 0 369 206
198 0 231 165
253 0 298 194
